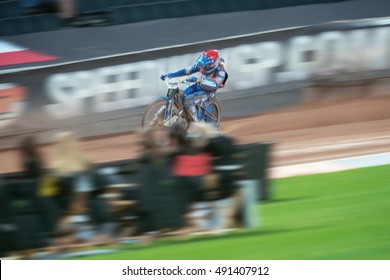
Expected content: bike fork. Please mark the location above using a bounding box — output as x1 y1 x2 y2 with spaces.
163 99 174 126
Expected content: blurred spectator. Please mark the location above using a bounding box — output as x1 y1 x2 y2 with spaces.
19 0 77 27
203 124 244 230
169 122 189 148
51 131 91 215
57 0 76 24
19 136 44 180
176 123 243 231
204 124 241 200
135 128 185 241
170 123 211 202
170 122 214 231
18 135 61 250
0 176 15 258
0 136 59 258
50 131 93 247
51 131 116 247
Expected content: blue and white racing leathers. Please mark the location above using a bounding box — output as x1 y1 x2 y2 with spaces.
166 62 228 121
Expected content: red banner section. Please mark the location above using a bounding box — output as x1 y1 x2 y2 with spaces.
0 40 59 67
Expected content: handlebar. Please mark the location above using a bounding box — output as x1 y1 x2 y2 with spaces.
164 77 198 88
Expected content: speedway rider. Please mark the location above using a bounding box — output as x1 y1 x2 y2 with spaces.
160 49 228 122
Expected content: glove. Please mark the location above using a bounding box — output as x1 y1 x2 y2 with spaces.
160 74 168 81
187 76 198 83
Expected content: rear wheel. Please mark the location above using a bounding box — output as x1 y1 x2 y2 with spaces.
203 98 222 127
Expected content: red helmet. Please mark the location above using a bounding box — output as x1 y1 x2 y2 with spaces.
196 49 220 74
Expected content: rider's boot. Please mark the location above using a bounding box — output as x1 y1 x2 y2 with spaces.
189 104 199 122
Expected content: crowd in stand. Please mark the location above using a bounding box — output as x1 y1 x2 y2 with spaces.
18 0 77 25
16 0 75 18
0 123 250 259
0 0 103 28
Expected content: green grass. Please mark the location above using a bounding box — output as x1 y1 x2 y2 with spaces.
74 165 390 260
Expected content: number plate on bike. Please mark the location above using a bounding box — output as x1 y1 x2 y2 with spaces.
167 88 178 98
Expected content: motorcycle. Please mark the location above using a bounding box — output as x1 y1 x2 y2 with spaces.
141 78 222 130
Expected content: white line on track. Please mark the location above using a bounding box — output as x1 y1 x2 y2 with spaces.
270 152 390 178
275 136 390 155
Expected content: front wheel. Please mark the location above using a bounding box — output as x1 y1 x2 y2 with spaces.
142 99 189 128
141 100 172 146
141 100 167 129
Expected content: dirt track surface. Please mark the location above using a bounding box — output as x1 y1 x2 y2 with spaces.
1 94 390 173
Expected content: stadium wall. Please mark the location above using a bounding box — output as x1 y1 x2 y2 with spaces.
0 18 389 149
